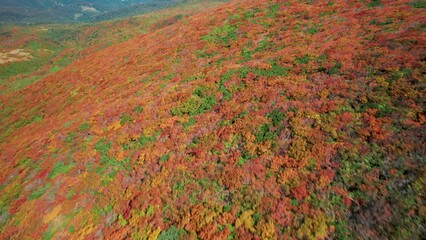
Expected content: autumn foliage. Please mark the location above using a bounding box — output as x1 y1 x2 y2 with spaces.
0 0 425 239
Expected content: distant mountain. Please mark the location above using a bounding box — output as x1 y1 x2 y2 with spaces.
0 0 181 24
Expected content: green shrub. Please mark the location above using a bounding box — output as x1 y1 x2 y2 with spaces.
267 109 286 127
367 0 382 7
120 114 132 126
223 205 232 212
133 106 143 113
64 132 76 143
146 205 154 216
3 76 40 93
411 0 426 8
327 62 342 75
241 48 253 62
78 122 90 131
266 3 280 18
171 86 216 116
244 10 255 20
48 161 75 179
42 225 54 240
12 114 43 130
28 183 50 200
118 214 127 227
94 138 111 156
256 39 271 52
201 24 237 46
183 117 196 129
254 64 290 77
138 132 159 147
157 226 185 240
255 124 276 143
159 153 170 163
49 66 62 73
305 27 318 35
295 54 310 65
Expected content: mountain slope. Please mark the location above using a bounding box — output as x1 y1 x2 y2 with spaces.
0 0 197 24
0 0 425 239
0 0 225 94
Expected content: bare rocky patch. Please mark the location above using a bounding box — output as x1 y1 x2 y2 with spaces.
0 49 33 64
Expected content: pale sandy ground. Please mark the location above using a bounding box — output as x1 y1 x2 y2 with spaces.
0 49 33 64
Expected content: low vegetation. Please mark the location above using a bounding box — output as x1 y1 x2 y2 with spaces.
0 0 424 239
